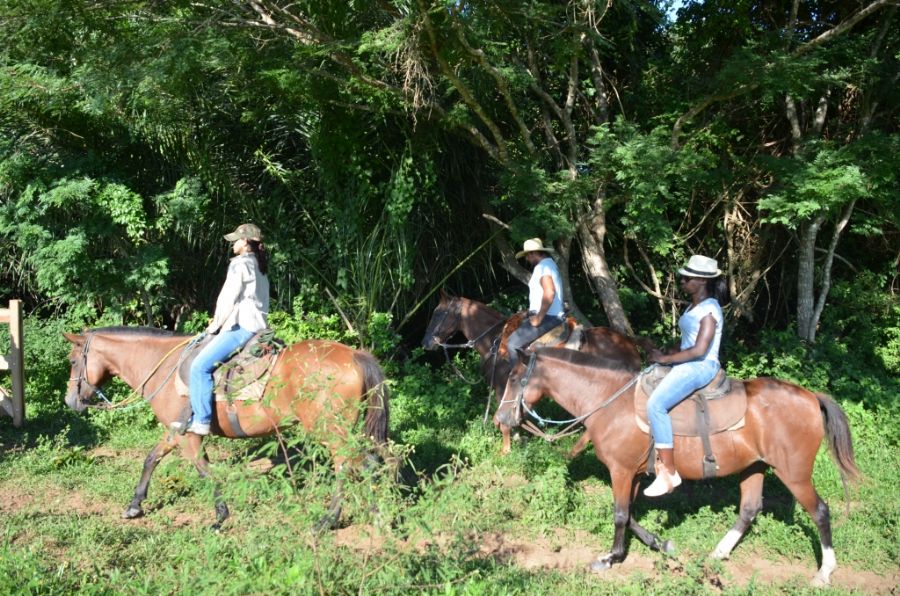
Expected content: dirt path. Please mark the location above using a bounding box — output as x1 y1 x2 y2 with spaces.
335 525 899 594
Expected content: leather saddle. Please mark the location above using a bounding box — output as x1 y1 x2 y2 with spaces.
634 365 747 437
174 330 284 403
498 312 584 358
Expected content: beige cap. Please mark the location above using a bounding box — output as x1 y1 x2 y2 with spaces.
678 255 722 278
224 223 262 242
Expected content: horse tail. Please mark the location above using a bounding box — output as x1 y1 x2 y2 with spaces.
817 393 862 504
353 351 390 447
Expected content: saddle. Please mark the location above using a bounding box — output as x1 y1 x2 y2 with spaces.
498 313 584 358
634 365 747 479
174 329 284 404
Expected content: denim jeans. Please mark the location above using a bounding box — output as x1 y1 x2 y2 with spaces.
647 359 720 448
189 325 255 424
506 314 565 367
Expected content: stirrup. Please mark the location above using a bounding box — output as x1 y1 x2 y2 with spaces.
644 470 682 497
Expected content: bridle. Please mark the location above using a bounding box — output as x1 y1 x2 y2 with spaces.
68 332 201 410
498 351 648 443
428 298 507 421
68 333 113 407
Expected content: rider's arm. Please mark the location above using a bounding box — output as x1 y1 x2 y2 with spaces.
650 314 715 365
531 275 556 325
207 259 249 333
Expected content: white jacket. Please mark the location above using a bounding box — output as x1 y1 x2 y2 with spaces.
207 253 269 334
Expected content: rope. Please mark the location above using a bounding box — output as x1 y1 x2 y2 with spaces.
93 334 201 410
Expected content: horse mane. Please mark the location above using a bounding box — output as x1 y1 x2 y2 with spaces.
537 346 637 374
91 326 189 338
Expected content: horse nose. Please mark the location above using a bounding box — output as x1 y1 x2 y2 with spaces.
421 336 437 350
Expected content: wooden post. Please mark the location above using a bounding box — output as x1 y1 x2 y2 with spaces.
0 300 24 427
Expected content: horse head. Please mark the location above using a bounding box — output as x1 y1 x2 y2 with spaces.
421 289 461 350
493 348 539 429
63 331 111 413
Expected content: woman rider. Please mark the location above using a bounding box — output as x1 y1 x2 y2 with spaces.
187 223 270 436
644 254 730 497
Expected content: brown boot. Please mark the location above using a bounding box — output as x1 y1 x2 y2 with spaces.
644 448 682 497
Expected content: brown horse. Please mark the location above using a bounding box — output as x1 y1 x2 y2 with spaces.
421 291 644 454
63 327 389 528
494 348 860 586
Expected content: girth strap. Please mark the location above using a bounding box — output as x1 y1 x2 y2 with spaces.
694 394 719 479
225 403 248 438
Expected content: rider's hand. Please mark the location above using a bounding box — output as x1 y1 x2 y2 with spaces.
648 349 666 364
529 315 542 327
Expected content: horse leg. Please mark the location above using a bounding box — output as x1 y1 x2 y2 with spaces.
711 463 765 559
500 424 512 455
568 433 591 459
590 469 636 571
122 433 178 519
180 433 229 530
626 478 675 554
774 470 836 586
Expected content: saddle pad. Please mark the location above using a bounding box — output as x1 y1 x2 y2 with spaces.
633 373 747 437
499 314 581 357
175 332 280 402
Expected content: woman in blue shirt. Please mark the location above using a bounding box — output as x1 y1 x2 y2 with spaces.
644 255 730 497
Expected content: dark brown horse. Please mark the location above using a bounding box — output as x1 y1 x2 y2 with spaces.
421 291 644 454
63 327 389 528
494 348 860 586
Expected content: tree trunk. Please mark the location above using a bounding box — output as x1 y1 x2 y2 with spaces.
576 195 633 335
796 214 825 341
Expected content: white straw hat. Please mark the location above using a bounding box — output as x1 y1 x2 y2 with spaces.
515 238 556 258
678 255 722 278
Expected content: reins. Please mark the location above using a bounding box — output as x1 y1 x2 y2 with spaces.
507 351 651 444
74 332 202 410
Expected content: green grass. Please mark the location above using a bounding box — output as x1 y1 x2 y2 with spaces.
0 392 896 595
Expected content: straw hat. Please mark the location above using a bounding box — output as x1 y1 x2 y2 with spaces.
224 223 263 242
515 238 556 258
678 255 722 278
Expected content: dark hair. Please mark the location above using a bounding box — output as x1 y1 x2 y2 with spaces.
706 275 730 306
246 239 269 275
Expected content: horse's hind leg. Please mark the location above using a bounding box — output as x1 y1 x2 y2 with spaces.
123 433 178 519
711 462 765 559
181 433 229 530
774 469 835 586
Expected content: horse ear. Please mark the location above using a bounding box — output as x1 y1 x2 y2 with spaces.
63 332 83 344
439 288 448 301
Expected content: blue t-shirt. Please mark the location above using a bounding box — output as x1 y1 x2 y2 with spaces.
528 258 565 317
678 298 723 363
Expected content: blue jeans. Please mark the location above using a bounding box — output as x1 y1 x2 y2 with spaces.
506 314 565 367
647 359 720 448
189 325 255 424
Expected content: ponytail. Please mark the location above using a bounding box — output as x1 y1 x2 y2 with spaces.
707 276 730 306
246 239 269 275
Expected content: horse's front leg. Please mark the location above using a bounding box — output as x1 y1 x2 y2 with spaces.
626 475 675 554
591 468 636 572
123 432 178 519
180 433 229 530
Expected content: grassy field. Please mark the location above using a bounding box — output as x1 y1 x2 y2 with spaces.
1 362 897 595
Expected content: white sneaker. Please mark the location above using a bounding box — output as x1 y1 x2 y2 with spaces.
644 470 682 497
187 421 210 436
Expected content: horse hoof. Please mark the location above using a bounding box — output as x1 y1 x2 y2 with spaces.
589 555 614 573
810 574 830 588
121 506 144 519
662 540 676 554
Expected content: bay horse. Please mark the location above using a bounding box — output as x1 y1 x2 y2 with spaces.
494 348 860 586
421 291 645 454
63 327 389 528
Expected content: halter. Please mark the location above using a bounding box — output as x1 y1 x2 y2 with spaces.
500 351 650 443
